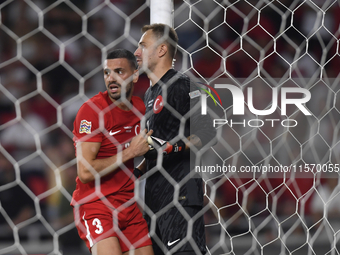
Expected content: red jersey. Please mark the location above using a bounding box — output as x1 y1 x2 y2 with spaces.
71 91 145 206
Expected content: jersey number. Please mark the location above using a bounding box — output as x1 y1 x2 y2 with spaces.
92 218 103 234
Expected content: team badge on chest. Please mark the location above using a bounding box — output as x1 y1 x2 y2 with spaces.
153 95 163 114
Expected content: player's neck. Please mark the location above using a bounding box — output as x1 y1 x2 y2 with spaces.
149 62 173 86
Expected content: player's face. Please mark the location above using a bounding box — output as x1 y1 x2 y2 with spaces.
103 58 138 102
134 30 159 72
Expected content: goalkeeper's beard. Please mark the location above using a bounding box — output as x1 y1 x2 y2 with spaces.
107 81 133 101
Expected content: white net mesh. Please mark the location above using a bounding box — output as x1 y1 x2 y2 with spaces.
0 0 340 254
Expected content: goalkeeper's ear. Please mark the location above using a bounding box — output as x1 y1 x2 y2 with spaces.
158 43 168 58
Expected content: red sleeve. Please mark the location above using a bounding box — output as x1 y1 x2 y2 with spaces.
73 102 103 143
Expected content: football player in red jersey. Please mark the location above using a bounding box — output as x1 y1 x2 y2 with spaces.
71 49 154 255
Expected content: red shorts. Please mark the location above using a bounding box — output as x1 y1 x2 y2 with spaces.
74 198 152 252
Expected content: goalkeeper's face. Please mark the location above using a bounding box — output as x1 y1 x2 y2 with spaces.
103 58 138 102
135 30 159 72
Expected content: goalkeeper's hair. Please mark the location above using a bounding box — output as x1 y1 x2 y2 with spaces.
106 49 138 70
142 23 178 60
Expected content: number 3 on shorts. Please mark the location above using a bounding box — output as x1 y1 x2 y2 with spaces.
93 218 103 234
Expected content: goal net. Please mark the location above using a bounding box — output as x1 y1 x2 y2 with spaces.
0 0 339 254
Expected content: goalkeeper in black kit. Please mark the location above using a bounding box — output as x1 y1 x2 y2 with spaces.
134 23 216 255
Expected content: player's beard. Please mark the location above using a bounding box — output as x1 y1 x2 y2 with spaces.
137 49 157 74
137 60 157 76
107 81 133 102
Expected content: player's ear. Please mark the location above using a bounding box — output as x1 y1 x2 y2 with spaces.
158 43 167 58
132 69 139 83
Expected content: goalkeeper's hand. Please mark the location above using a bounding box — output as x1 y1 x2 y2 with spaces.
134 168 144 179
144 136 186 160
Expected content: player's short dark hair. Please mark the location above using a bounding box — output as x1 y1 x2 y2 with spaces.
142 23 178 60
106 49 138 70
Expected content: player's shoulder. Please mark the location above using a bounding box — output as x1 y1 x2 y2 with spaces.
169 70 198 94
81 91 109 112
170 69 190 85
131 95 145 110
131 95 143 103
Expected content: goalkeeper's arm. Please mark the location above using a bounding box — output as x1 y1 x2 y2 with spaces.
134 134 203 177
134 159 146 179
143 134 203 160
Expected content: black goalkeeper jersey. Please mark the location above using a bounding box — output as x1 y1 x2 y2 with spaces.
143 69 216 213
